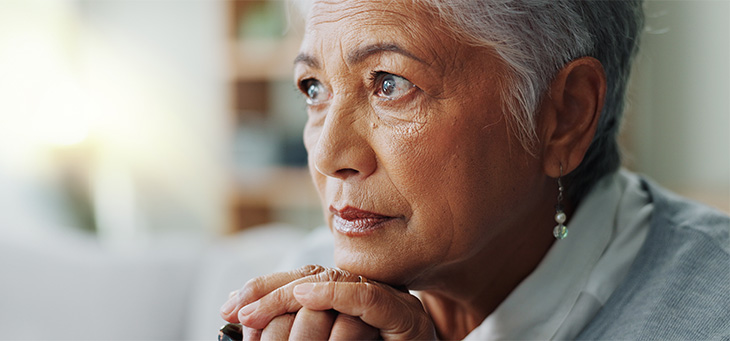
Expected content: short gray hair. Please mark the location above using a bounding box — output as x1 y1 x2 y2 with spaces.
420 0 645 202
293 0 645 203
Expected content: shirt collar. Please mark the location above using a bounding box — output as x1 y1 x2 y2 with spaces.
465 173 623 340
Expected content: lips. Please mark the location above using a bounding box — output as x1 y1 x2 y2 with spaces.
330 206 395 236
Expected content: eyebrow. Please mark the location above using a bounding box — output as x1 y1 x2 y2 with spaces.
293 43 425 68
293 53 320 68
348 43 425 65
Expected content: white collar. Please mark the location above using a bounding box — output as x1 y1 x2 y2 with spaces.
465 170 651 340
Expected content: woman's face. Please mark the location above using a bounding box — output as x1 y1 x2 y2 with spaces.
296 0 547 287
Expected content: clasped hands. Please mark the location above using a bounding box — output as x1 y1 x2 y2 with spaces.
220 265 437 340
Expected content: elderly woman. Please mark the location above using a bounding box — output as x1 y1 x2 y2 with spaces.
220 0 730 339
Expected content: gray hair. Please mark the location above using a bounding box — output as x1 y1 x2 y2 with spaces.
293 0 645 203
419 0 645 202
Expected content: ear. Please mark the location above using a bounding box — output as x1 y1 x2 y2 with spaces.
538 57 606 178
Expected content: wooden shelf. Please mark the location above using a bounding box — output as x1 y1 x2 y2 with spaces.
229 36 302 82
228 167 320 232
226 0 310 232
231 167 318 208
226 0 304 82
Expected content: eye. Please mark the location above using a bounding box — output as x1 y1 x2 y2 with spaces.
299 78 331 105
372 72 415 100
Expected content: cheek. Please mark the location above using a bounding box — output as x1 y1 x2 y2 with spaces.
382 115 488 200
381 113 522 253
375 124 468 241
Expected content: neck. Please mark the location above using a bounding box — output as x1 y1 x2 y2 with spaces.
417 196 569 340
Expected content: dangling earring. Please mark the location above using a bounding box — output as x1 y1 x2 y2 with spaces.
553 164 568 240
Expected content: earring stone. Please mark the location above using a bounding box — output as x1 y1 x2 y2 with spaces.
553 210 568 239
553 166 568 240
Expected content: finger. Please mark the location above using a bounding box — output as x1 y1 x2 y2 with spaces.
260 313 295 341
293 282 436 340
221 264 329 322
329 313 380 340
241 326 261 341
288 308 337 340
238 267 361 329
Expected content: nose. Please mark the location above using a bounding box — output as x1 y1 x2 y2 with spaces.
310 102 377 181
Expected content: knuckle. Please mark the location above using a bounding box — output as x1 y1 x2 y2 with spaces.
268 286 288 304
392 313 418 337
315 267 356 282
397 299 433 339
241 276 266 300
298 264 326 276
267 286 301 313
358 283 380 308
324 268 345 281
361 288 431 339
297 265 360 283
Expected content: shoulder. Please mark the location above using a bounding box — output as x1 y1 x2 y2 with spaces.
645 177 730 252
579 177 730 340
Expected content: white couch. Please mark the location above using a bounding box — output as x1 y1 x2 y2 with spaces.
0 223 324 340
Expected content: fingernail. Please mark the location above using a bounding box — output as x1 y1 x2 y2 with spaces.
220 298 238 315
239 301 259 317
294 283 314 296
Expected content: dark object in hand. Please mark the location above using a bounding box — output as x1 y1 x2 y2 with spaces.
218 323 243 341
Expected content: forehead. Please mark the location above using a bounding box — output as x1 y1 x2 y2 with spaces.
308 0 425 26
303 0 451 60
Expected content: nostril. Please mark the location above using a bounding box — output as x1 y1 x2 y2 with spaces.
334 168 360 178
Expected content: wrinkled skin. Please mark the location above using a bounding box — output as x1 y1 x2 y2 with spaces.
221 0 605 339
301 0 551 291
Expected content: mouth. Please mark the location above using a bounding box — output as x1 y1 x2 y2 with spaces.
329 205 396 236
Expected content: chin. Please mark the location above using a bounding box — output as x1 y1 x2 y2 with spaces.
333 241 425 288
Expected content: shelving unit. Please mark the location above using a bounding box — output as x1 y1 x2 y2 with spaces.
226 0 320 232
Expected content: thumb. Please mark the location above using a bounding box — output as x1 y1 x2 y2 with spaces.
293 282 437 340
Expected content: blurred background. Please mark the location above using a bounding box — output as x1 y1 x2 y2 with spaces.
0 0 727 340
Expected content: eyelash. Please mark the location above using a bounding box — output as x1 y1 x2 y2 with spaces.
368 70 395 94
369 71 417 100
368 70 383 85
297 71 416 105
297 78 316 97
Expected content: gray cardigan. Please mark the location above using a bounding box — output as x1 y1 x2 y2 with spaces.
577 178 730 339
